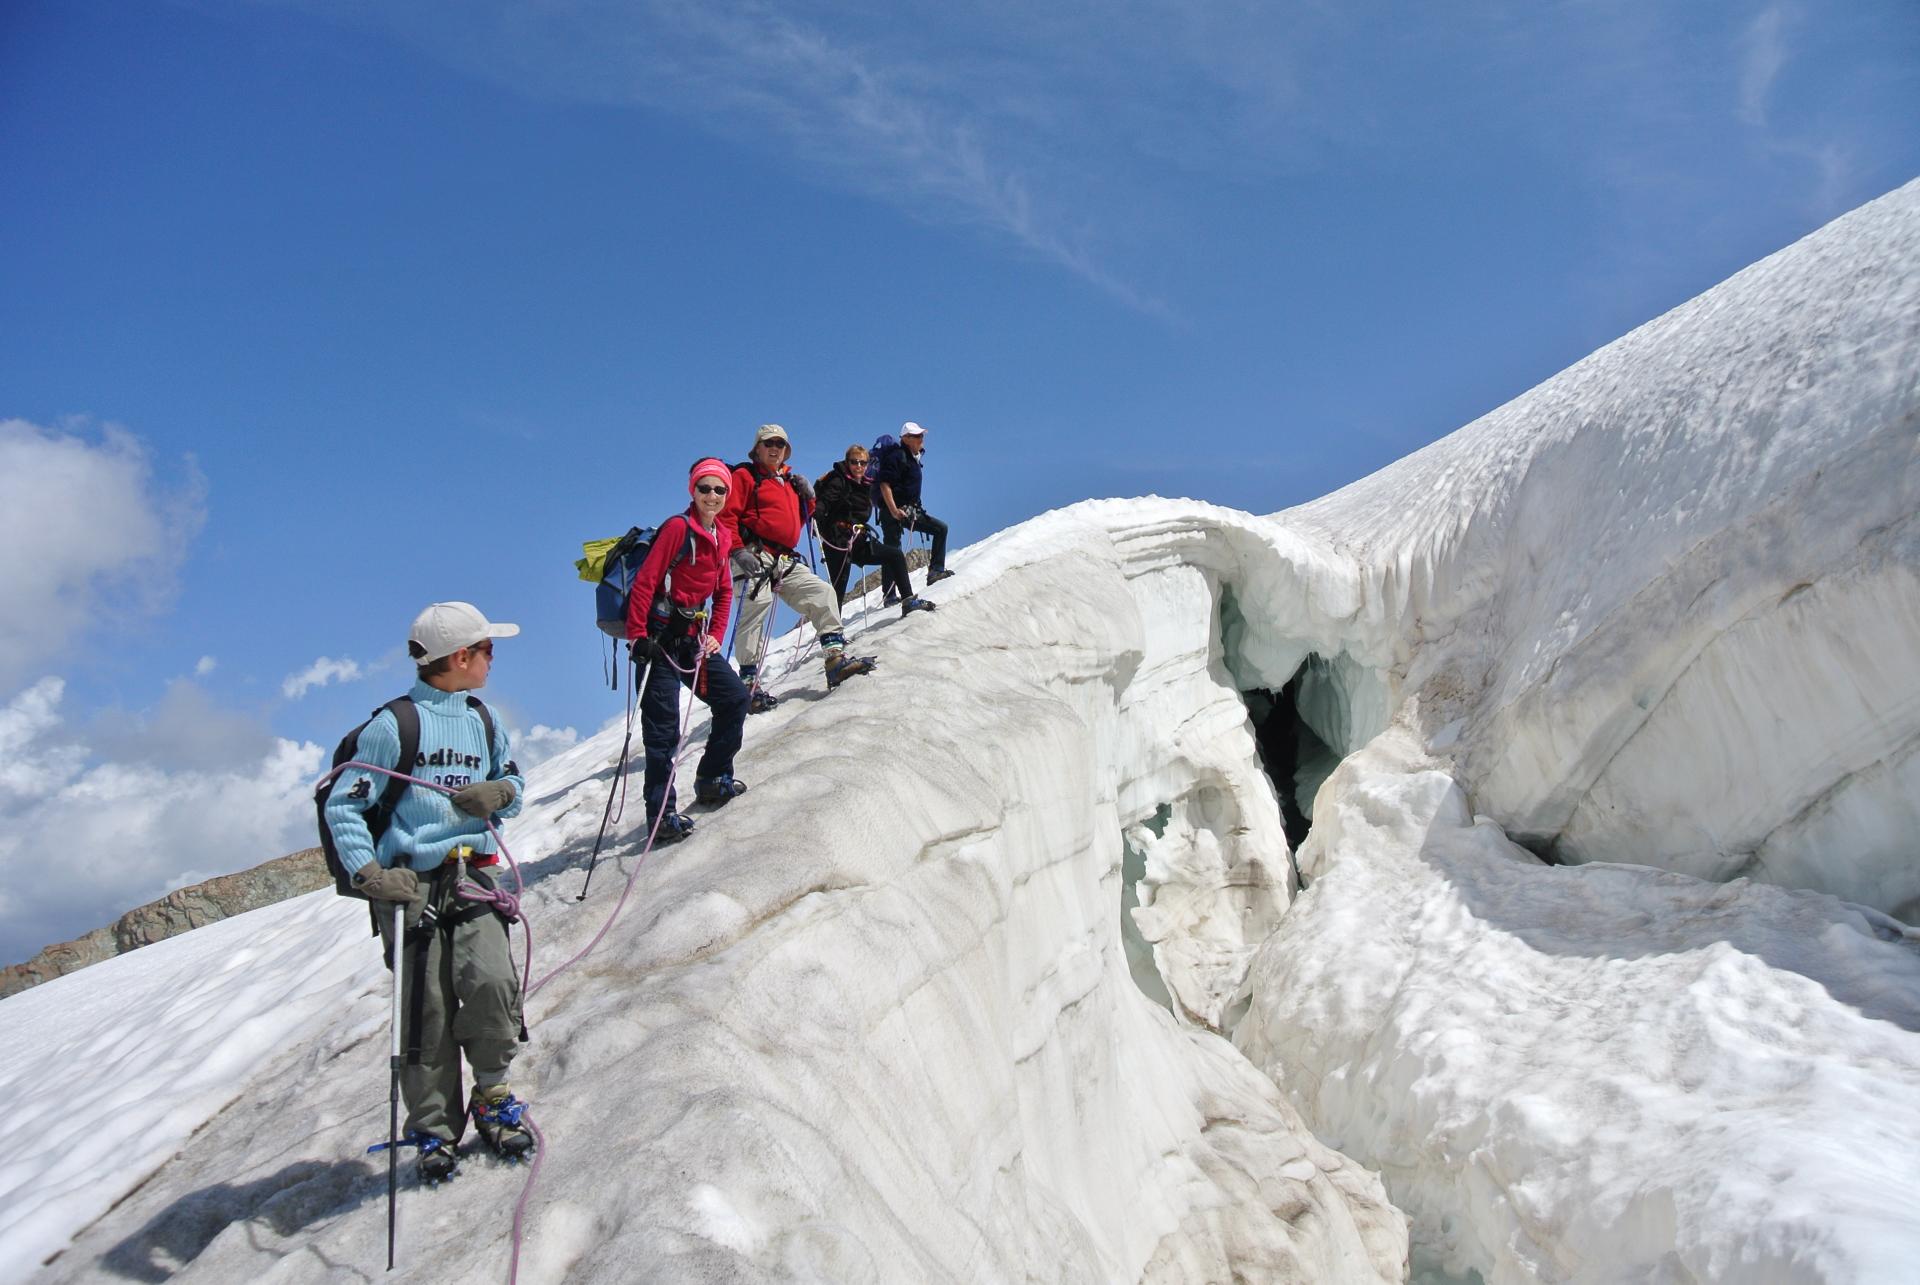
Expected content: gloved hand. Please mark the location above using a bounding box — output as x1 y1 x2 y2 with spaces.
630 635 668 666
452 779 516 818
790 473 814 505
731 547 763 578
352 864 422 903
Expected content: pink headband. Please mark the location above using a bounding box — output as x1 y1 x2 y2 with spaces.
689 458 731 497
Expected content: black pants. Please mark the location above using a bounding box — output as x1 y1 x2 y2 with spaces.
824 531 912 605
879 508 947 574
639 631 749 819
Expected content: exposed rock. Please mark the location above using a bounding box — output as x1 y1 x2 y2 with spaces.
0 849 330 998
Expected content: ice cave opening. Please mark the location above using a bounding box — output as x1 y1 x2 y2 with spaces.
1242 652 1384 866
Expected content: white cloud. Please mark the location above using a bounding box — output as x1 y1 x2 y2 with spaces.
195 656 217 677
516 723 580 769
0 419 205 690
1737 4 1793 127
281 656 364 700
0 678 84 798
0 678 323 966
282 0 1193 311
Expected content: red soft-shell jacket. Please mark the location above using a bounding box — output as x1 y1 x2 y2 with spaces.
625 510 735 643
720 461 806 553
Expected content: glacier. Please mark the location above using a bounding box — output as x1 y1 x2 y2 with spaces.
4 178 1917 1283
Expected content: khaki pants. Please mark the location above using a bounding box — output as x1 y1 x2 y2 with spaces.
733 550 845 669
376 868 524 1144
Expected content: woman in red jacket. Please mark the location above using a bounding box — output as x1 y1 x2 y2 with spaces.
625 458 751 843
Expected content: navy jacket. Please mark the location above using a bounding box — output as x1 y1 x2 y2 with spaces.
872 443 925 508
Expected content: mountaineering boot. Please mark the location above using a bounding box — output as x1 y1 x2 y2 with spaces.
695 774 747 807
651 810 696 845
469 1085 535 1161
739 665 778 715
882 589 901 607
417 1135 459 1183
900 595 936 617
926 568 955 585
824 652 878 689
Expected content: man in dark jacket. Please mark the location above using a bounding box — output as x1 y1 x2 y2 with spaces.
815 444 932 615
873 421 952 592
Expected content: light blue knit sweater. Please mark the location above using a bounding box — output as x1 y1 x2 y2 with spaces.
324 680 525 875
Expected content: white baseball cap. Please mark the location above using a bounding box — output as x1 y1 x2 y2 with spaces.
900 421 927 438
408 601 520 665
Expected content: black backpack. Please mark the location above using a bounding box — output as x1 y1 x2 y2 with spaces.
315 695 496 928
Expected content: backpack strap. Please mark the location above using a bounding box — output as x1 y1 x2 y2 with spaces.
733 461 764 546
649 515 700 617
466 695 499 776
367 697 420 840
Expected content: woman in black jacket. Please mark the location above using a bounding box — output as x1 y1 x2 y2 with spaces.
815 444 932 615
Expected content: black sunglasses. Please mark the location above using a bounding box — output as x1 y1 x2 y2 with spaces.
696 483 729 495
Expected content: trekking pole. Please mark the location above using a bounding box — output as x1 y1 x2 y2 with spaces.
385 898 403 1271
578 650 645 900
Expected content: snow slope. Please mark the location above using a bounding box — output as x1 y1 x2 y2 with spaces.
3 514 1408 1283
6 178 1918 1284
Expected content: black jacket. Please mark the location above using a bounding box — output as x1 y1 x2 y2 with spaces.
813 462 872 543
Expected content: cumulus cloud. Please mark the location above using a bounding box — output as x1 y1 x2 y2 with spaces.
516 723 581 770
282 656 364 700
195 656 218 677
0 677 322 967
0 419 204 690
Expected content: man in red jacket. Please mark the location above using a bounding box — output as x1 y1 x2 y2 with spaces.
625 457 751 841
722 424 874 711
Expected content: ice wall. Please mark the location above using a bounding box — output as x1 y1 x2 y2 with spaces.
1222 179 1920 1281
1275 178 1920 918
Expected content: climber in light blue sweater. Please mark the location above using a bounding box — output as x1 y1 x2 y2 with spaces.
323 600 535 1181
323 678 525 876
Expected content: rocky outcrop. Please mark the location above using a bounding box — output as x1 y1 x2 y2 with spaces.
0 849 330 998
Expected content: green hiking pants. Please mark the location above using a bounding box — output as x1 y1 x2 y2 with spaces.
376 867 524 1144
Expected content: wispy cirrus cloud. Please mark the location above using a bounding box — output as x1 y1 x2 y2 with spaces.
1738 4 1793 127
257 0 1327 314
256 0 1914 319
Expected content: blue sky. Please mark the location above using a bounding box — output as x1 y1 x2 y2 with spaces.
2 0 1916 962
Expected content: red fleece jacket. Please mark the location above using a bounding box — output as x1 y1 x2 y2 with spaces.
625 510 735 642
720 461 806 553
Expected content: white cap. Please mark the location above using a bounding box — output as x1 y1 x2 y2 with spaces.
755 423 792 448
900 421 926 438
408 601 520 665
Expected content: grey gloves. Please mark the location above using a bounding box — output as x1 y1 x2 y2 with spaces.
790 473 814 504
731 546 764 578
452 779 517 818
352 864 422 903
